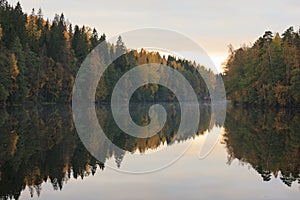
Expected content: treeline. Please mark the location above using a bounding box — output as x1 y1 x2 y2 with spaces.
224 27 300 107
0 0 220 106
0 0 107 105
97 48 223 103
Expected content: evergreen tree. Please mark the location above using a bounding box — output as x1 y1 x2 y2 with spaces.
10 36 28 102
0 45 9 105
0 0 217 105
90 28 99 48
26 10 41 52
224 27 300 107
71 25 89 64
8 53 19 103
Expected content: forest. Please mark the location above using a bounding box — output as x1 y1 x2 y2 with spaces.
0 0 221 106
1 1 300 199
224 27 300 107
1 0 300 107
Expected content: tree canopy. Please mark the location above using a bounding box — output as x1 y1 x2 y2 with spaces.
0 0 220 106
224 27 300 107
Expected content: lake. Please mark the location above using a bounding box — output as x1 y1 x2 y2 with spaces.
0 103 299 199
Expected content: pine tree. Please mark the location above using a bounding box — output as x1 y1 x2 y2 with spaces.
0 44 9 105
26 10 41 52
224 27 300 107
71 25 89 64
9 53 19 104
10 37 28 102
114 36 127 71
90 28 99 49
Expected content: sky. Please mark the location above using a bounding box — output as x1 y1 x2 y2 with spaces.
8 0 300 72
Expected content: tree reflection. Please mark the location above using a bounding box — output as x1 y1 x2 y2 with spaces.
0 106 103 199
0 104 212 199
224 105 300 187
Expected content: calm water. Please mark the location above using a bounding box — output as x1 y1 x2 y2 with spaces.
0 104 299 200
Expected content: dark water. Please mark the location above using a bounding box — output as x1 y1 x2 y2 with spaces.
0 104 299 200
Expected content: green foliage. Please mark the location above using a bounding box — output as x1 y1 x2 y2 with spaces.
0 0 218 106
0 1 27 46
96 49 219 103
224 27 300 107
0 1 103 105
71 25 89 64
10 37 28 102
0 45 10 105
290 69 300 103
0 83 8 103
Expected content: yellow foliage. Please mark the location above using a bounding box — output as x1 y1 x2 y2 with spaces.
9 131 19 156
10 53 19 80
0 24 2 40
26 15 41 40
64 30 70 41
274 83 290 106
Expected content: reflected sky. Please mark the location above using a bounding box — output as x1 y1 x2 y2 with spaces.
0 104 298 199
19 127 299 200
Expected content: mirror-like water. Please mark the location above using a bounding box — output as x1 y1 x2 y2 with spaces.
0 104 299 200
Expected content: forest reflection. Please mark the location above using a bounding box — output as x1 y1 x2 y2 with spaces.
0 106 101 199
223 105 300 187
1 104 299 199
0 103 213 199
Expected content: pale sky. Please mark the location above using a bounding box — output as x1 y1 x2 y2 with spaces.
9 0 300 71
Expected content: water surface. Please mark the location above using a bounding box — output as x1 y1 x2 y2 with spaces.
0 104 299 199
